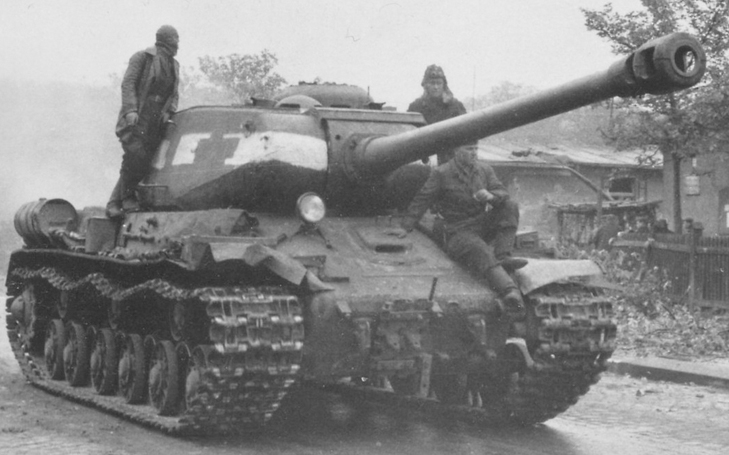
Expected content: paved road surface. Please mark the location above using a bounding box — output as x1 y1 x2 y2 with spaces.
2 300 728 455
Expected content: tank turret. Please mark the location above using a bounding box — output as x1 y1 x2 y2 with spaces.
144 32 703 214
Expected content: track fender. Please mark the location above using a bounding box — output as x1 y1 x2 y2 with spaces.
514 258 604 294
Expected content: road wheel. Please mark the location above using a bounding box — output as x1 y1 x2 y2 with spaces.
149 340 179 416
63 321 89 386
185 345 214 411
90 328 118 395
44 319 66 380
118 333 147 404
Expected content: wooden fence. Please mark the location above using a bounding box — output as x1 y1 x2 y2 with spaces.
612 230 729 312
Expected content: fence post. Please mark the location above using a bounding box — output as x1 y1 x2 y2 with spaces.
687 223 703 312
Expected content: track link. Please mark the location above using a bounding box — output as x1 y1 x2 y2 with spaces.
7 266 304 436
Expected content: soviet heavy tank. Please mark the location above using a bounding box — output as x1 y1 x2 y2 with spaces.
5 33 705 434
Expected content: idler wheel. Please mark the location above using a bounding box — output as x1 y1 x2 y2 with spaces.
17 284 41 349
149 340 179 416
63 321 90 387
118 333 147 404
90 328 118 395
44 319 66 380
9 295 26 328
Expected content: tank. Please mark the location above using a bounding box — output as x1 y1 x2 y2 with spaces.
5 33 705 435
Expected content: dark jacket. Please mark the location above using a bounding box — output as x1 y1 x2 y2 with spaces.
407 96 466 124
115 46 179 137
402 160 509 231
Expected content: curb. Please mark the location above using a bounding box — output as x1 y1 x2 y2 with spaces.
607 357 729 390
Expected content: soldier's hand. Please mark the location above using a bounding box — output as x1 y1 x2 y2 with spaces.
473 189 495 203
385 228 408 239
125 112 139 125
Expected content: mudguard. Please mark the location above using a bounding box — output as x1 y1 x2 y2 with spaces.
514 258 605 294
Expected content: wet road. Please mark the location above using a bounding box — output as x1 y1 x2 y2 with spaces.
1 307 728 454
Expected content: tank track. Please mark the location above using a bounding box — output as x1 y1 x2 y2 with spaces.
7 267 613 432
6 266 303 436
314 286 615 426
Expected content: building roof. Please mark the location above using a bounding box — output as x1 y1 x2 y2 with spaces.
478 141 662 169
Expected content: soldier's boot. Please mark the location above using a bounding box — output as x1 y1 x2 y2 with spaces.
485 265 525 318
122 195 140 212
120 176 140 213
105 178 124 219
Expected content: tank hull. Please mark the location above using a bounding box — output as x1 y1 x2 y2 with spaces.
5 209 616 434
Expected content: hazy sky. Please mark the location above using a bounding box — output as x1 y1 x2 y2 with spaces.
0 0 648 213
0 0 643 110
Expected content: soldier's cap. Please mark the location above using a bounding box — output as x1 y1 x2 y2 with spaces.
156 25 179 44
421 64 448 86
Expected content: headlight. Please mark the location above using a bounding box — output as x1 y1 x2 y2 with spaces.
296 192 326 224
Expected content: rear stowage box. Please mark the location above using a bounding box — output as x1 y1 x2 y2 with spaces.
85 217 118 253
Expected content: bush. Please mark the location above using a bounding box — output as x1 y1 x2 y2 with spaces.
558 246 729 359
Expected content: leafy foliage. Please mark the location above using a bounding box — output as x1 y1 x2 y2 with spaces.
198 50 287 103
176 65 233 108
582 0 729 232
567 246 729 359
463 81 615 148
581 0 729 157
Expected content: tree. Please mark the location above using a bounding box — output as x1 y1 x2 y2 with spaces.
466 81 537 110
176 65 232 109
463 81 613 147
581 0 729 232
198 50 287 104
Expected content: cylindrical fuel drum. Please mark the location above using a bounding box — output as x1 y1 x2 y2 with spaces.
14 198 78 248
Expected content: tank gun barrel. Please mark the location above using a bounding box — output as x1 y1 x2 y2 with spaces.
349 32 705 178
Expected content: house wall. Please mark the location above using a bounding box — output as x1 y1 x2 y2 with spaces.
664 152 729 236
494 164 663 240
575 166 664 204
494 167 604 239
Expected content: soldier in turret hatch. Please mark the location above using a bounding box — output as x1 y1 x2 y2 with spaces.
408 64 467 165
106 25 180 219
396 144 527 316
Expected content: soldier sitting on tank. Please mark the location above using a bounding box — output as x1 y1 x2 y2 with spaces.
106 25 180 219
408 64 467 165
394 143 527 315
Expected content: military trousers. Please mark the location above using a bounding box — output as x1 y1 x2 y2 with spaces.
444 199 520 275
117 98 167 200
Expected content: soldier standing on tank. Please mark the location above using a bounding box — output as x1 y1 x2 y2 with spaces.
106 25 180 219
395 144 527 315
408 65 467 165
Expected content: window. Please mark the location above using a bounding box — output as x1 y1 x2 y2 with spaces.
608 177 636 200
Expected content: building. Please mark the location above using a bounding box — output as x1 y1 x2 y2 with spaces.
478 141 663 244
663 151 729 236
